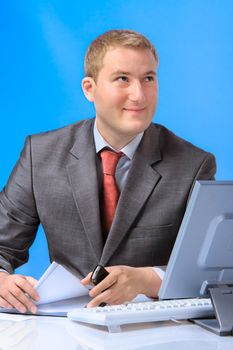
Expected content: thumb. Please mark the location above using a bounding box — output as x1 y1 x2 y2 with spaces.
80 272 92 285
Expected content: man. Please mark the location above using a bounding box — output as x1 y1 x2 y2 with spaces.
0 30 216 313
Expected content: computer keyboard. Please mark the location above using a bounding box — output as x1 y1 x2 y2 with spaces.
68 298 214 333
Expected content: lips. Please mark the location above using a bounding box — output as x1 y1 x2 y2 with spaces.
123 107 146 112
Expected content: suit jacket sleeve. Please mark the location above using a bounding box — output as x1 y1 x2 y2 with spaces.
0 136 40 273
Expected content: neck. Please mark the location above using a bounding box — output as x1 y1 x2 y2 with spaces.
96 124 135 150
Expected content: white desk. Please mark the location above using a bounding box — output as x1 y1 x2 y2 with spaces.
0 313 232 350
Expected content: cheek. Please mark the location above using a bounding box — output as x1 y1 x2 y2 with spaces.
104 84 127 103
96 87 122 105
108 88 126 103
148 89 158 105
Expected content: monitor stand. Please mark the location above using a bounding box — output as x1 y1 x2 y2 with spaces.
191 282 233 336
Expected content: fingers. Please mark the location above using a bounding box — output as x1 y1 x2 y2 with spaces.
1 290 28 313
82 266 150 308
0 274 39 314
86 287 125 307
80 272 92 285
4 286 36 313
25 276 38 287
0 296 12 309
89 272 117 298
17 276 40 302
80 268 119 307
86 266 135 307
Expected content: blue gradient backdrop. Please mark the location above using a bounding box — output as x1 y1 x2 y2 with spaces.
1 0 233 278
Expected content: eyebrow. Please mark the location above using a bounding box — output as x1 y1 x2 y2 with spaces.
111 70 157 77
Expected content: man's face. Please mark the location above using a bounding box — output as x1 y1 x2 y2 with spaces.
82 46 158 147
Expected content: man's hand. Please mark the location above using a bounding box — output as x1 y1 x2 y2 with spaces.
81 266 162 307
0 272 39 313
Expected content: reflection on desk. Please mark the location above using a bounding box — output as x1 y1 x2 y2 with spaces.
0 318 37 349
0 313 232 350
67 321 233 350
0 315 77 350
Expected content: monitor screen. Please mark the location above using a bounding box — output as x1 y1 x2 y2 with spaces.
159 180 233 300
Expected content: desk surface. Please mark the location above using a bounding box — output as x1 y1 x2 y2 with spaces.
0 313 232 350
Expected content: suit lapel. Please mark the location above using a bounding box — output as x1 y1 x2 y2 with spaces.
100 125 162 266
66 120 103 263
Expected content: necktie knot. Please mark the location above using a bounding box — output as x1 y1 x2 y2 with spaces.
100 149 123 176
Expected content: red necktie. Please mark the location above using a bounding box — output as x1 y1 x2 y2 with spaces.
100 149 123 233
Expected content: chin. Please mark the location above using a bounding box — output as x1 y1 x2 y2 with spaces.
125 120 151 134
120 127 147 138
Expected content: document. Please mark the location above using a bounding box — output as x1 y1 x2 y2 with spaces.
35 262 90 304
0 262 91 317
0 262 151 317
35 262 91 315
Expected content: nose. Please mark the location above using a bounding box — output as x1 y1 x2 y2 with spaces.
128 80 145 103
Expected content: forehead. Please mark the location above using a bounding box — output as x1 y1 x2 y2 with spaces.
101 46 157 74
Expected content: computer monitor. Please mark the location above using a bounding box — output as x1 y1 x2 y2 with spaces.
158 180 233 335
159 180 233 300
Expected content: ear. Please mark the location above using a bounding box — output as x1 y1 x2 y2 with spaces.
82 77 96 102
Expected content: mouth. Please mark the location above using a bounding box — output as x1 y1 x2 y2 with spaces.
123 107 146 113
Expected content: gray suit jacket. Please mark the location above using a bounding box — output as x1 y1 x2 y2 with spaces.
0 119 216 276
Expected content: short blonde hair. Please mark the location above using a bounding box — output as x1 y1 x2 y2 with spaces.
84 29 158 82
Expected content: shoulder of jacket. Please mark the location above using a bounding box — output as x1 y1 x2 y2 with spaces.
30 119 93 141
150 123 213 158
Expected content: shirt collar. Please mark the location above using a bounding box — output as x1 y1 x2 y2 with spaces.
93 120 144 160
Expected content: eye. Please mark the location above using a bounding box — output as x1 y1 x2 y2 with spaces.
144 76 155 82
116 76 129 82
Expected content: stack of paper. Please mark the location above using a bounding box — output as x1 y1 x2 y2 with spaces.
0 262 91 316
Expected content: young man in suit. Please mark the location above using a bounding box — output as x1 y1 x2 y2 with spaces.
0 30 216 313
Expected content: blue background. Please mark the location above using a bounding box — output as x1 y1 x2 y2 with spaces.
1 0 233 278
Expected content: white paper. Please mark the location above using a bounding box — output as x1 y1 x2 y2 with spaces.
35 262 90 305
0 262 91 317
36 295 91 315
